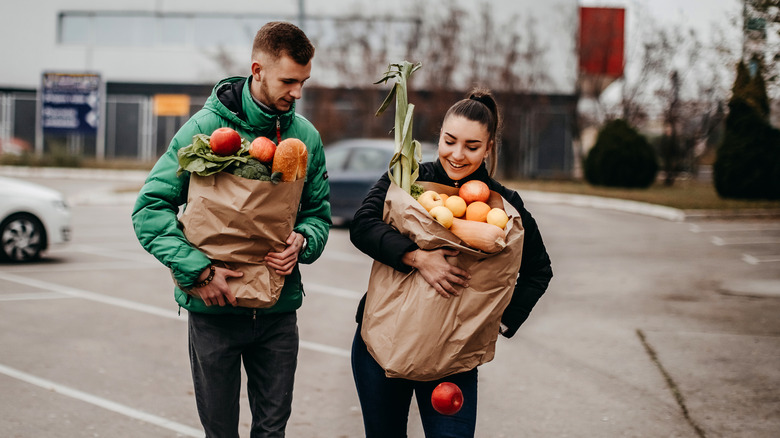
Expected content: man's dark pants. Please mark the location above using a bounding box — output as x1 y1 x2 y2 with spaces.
188 311 299 438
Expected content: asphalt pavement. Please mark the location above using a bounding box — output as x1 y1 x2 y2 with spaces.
1 165 779 438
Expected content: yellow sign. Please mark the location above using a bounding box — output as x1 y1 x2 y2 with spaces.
153 94 191 116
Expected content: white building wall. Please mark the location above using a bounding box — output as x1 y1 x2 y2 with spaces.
2 0 578 93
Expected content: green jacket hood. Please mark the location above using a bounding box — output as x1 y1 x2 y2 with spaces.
205 76 295 140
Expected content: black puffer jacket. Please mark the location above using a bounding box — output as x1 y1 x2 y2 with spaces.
350 160 553 338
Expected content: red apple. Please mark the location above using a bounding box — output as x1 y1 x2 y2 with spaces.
209 127 242 155
249 136 277 163
431 382 463 415
458 180 490 204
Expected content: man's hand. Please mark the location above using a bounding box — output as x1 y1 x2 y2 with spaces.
403 249 470 298
191 266 243 307
265 231 305 276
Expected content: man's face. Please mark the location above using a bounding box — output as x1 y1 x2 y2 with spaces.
252 54 312 112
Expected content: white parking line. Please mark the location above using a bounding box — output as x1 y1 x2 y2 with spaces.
65 243 157 263
300 340 351 357
0 272 180 319
0 272 353 435
321 249 370 264
742 254 780 264
306 282 363 299
1 260 158 274
691 224 780 233
0 363 204 437
711 236 780 246
0 272 352 357
0 292 70 301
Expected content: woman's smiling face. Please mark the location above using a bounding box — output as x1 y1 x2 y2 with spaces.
437 115 492 181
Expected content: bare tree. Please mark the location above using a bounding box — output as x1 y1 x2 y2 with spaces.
593 11 739 185
745 0 779 95
305 0 552 93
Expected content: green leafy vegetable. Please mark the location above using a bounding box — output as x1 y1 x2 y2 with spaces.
231 157 270 180
229 158 284 184
375 61 423 194
410 183 425 200
177 133 250 177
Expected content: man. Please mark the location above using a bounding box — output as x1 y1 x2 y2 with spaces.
131 22 330 437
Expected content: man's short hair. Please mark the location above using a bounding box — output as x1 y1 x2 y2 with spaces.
252 21 314 65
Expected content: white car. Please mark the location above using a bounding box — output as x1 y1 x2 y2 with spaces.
0 176 71 262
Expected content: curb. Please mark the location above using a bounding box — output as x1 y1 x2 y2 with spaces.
681 208 780 221
520 190 687 222
1 166 146 207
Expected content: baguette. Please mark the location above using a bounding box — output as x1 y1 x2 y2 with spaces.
272 138 308 181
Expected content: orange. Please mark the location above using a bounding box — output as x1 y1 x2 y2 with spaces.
439 193 449 203
486 208 509 229
465 201 491 222
444 195 467 218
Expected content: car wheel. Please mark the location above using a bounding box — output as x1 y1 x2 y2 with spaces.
0 213 46 262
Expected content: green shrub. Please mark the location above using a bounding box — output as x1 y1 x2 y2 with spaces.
584 119 659 188
713 98 780 199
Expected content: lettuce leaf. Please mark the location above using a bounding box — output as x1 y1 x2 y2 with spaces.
177 133 250 176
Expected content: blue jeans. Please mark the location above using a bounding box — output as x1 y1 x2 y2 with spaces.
351 326 478 438
188 311 299 438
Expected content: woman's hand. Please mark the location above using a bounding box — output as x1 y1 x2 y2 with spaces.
191 266 243 307
403 249 471 298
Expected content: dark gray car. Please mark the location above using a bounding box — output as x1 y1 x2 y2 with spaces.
324 138 437 226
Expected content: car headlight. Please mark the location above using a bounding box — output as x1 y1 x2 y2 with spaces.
52 199 69 212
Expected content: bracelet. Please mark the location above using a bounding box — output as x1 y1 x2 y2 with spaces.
194 265 215 288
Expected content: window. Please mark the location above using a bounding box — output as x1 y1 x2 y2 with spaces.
60 13 91 45
158 15 188 46
58 11 275 48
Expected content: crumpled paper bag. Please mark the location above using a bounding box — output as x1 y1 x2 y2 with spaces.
179 172 304 308
361 181 524 381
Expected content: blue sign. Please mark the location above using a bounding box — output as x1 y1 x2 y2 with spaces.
41 72 101 134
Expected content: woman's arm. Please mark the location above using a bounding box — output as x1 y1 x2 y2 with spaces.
349 173 419 272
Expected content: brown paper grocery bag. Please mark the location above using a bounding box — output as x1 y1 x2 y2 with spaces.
179 172 305 308
361 181 525 381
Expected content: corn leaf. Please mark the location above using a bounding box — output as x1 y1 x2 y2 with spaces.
375 61 422 193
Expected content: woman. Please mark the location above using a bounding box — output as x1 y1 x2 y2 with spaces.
349 89 553 437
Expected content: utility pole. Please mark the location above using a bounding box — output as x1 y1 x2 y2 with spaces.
298 0 306 32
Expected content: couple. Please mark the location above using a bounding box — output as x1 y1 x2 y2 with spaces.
132 21 552 438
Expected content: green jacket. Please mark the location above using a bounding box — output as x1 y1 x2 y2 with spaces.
131 76 331 315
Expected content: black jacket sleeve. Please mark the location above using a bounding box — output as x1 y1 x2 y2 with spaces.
349 172 419 273
496 187 553 338
350 173 421 325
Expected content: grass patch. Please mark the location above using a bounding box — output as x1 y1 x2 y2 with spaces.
504 178 780 211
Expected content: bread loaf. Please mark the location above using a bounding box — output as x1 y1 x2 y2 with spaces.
272 138 308 181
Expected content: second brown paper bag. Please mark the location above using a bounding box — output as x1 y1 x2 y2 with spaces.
361 181 525 381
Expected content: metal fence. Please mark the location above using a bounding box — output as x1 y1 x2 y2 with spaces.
1 87 575 179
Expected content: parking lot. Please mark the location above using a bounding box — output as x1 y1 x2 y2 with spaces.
1 169 779 437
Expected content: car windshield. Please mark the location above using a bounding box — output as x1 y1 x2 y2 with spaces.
324 147 350 170
350 148 391 172
324 139 439 174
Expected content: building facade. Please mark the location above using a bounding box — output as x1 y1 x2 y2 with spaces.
1 0 579 178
